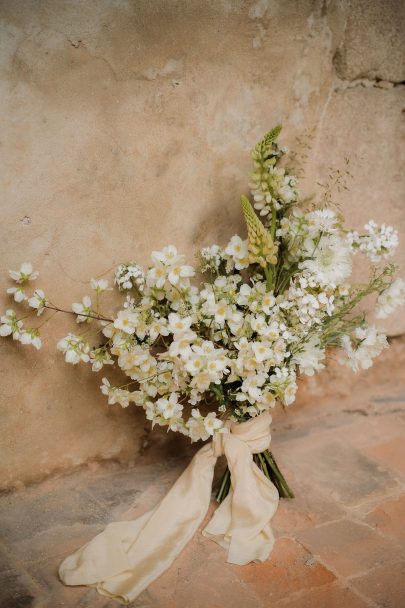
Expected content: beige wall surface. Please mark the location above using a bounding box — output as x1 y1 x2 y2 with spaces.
0 0 404 489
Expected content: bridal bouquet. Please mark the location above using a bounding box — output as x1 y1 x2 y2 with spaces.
2 126 404 603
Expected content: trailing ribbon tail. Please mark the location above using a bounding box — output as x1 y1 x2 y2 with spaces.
59 411 279 604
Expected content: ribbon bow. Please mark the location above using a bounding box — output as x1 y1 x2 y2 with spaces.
59 411 279 604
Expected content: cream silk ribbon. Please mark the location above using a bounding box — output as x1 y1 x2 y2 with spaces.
59 411 279 604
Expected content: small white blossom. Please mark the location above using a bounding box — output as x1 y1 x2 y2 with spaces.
0 309 23 339
90 278 111 292
19 329 42 350
9 262 39 284
100 378 130 407
340 326 388 372
28 289 47 316
347 221 399 262
6 286 27 302
224 235 249 270
57 333 90 364
72 296 92 323
375 279 405 319
292 337 325 376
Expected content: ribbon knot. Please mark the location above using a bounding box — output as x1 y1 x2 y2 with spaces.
59 411 279 605
212 412 272 457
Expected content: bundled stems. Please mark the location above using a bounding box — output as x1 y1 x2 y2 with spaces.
216 449 294 503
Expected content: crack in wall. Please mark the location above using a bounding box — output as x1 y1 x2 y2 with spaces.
333 77 405 92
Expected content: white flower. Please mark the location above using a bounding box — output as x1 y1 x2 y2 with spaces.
300 235 352 285
224 235 249 270
241 372 266 402
167 313 193 335
28 289 47 316
347 221 399 262
261 292 276 315
0 309 23 339
168 264 194 286
156 393 183 420
89 348 114 372
57 333 90 364
146 265 166 289
19 329 42 350
6 286 27 302
186 408 210 442
152 245 182 267
115 263 145 291
100 378 130 408
203 412 223 436
212 301 230 326
375 279 405 319
340 326 388 372
258 391 276 409
252 341 273 362
148 317 169 341
9 262 39 284
72 296 92 323
283 381 298 406
200 245 223 272
169 334 195 359
306 209 338 234
113 310 139 334
90 278 111 292
292 337 325 376
185 355 205 376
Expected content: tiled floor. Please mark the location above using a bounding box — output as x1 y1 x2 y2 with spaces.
1 343 404 607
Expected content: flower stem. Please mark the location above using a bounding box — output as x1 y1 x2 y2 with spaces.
44 304 113 323
216 467 230 503
216 450 294 503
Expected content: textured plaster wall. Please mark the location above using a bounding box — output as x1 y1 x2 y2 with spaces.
0 0 404 489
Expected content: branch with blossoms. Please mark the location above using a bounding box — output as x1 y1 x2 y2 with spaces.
2 126 405 501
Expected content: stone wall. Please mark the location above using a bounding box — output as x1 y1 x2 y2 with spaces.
0 0 404 490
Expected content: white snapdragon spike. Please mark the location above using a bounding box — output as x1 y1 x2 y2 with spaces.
28 289 47 316
9 262 39 284
292 337 325 376
100 378 130 408
57 334 90 364
90 278 111 292
300 235 352 286
6 286 27 302
340 326 388 372
347 221 399 262
0 309 23 339
19 329 42 350
375 279 405 319
72 296 92 323
224 235 249 270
